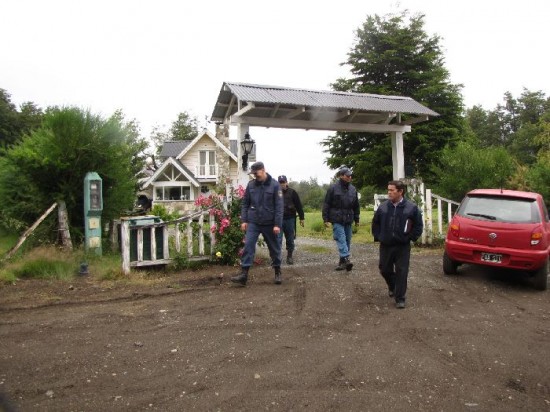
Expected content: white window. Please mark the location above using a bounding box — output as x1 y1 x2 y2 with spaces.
199 150 216 176
155 186 191 201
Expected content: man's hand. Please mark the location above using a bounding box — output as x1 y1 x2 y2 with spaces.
241 222 248 231
324 222 330 228
273 226 281 235
299 219 305 228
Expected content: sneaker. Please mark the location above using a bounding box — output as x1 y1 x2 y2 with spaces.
396 301 406 309
286 256 294 265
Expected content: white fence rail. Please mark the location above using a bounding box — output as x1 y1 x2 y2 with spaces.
118 209 216 274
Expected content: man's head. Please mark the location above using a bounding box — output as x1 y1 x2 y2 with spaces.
249 161 267 181
337 166 353 182
387 180 405 203
278 175 288 189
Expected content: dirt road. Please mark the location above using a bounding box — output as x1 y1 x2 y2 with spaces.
1 239 549 411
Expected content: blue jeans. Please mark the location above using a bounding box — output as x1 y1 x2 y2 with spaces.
241 222 282 268
278 217 296 252
332 223 352 258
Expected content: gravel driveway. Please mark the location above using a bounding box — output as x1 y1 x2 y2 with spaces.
1 237 549 411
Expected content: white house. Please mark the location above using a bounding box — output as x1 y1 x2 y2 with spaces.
140 126 253 214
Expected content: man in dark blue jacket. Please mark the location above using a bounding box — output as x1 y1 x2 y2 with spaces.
231 162 284 286
322 166 360 271
372 180 423 309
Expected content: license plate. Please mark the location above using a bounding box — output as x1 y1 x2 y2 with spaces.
481 252 502 263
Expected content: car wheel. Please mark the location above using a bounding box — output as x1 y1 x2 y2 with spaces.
533 258 548 291
443 251 458 275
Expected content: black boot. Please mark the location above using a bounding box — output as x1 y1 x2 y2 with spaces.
335 257 346 271
274 266 282 284
231 267 249 286
345 256 353 272
286 250 294 265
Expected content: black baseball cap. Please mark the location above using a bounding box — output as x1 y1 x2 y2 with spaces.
278 175 287 183
249 161 264 173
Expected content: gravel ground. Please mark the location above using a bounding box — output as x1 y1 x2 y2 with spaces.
1 237 549 411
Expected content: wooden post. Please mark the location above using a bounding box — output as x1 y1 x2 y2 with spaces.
151 227 157 261
198 213 205 255
4 202 58 260
437 198 443 237
425 189 433 245
187 221 193 256
175 223 181 253
137 229 143 262
121 220 130 274
57 200 73 251
209 212 216 255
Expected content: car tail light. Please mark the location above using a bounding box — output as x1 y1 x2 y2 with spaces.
531 230 543 246
449 221 460 238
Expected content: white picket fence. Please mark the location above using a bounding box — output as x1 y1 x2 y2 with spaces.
374 183 460 245
117 209 216 274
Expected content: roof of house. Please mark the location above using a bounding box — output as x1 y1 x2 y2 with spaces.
159 140 192 158
211 82 439 133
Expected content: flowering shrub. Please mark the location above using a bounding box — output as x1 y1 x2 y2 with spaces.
195 186 245 265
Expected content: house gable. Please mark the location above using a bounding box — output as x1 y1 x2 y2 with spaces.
176 130 237 163
142 157 200 188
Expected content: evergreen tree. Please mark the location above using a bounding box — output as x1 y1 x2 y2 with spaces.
323 11 464 188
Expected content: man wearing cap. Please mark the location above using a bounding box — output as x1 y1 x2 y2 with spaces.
322 166 360 271
231 161 284 286
277 175 305 265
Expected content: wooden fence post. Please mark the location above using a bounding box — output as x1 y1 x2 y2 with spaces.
121 220 130 274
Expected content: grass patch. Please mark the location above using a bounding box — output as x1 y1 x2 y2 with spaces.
300 211 375 243
301 245 331 254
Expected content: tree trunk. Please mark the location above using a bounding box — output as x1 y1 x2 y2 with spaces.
57 200 73 251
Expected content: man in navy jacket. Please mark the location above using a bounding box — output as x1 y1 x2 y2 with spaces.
372 180 423 309
231 162 284 286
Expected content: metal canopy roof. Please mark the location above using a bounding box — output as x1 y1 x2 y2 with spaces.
211 82 439 133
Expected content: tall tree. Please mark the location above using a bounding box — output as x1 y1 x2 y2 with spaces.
0 89 44 148
151 111 199 154
323 11 464 188
0 107 147 242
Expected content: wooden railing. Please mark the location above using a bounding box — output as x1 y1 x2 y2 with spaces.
119 209 216 274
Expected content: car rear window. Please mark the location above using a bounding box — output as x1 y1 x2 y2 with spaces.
457 195 541 223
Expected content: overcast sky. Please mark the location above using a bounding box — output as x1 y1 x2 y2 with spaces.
1 0 548 183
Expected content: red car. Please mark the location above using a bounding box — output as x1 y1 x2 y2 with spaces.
444 189 549 290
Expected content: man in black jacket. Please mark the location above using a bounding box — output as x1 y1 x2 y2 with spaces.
322 166 360 271
277 175 305 265
372 180 423 309
231 162 284 286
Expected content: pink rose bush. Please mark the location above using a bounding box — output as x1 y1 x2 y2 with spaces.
195 186 245 265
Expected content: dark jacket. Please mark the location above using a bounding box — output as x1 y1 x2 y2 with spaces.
372 198 423 245
282 187 305 220
322 179 360 225
241 173 283 227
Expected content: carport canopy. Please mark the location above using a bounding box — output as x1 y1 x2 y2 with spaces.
211 82 439 180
